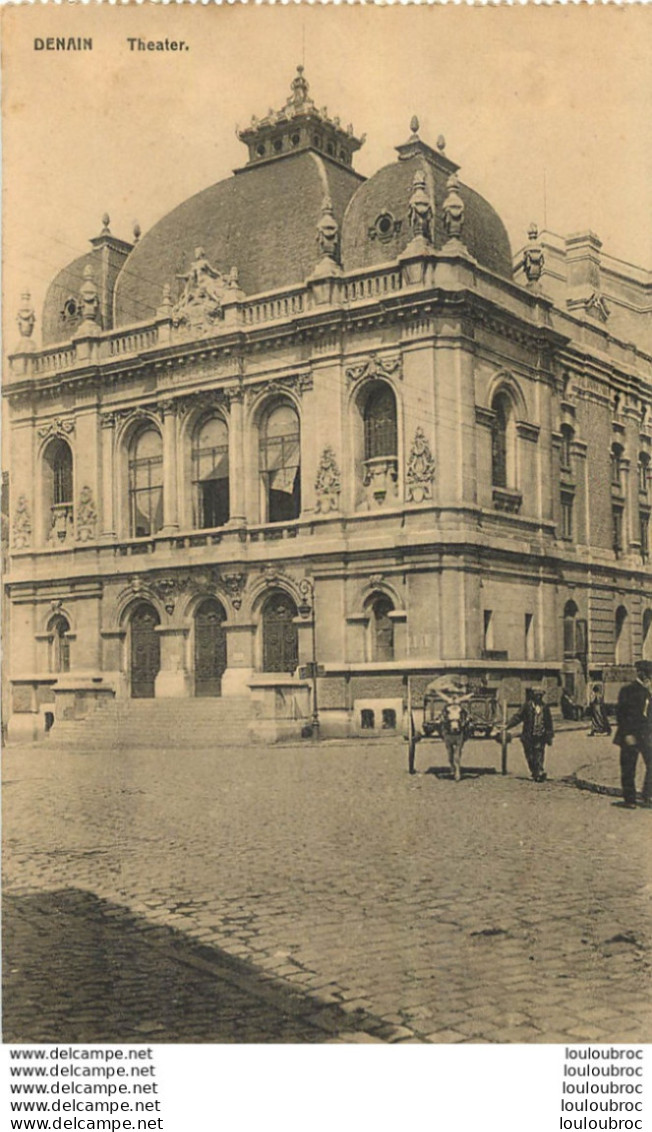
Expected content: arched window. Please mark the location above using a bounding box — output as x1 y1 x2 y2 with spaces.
262 591 298 673
491 392 515 489
43 437 73 542
614 605 632 665
259 403 301 523
643 609 652 662
192 415 229 529
563 600 579 658
129 426 163 538
364 385 397 462
49 615 70 674
367 594 395 661
361 383 398 506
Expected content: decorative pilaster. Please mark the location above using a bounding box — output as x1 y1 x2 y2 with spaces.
160 401 179 533
100 414 116 540
227 387 246 526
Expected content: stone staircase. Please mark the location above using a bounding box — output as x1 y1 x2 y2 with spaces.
47 697 258 750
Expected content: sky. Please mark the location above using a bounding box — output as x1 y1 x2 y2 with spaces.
1 3 651 351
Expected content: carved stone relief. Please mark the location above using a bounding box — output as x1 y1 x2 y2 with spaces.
345 353 402 385
12 495 32 549
406 427 435 503
76 486 97 542
314 447 341 512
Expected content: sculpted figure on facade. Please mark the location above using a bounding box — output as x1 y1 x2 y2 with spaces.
316 196 340 264
346 353 402 386
12 495 32 549
76 486 98 543
172 247 228 332
79 265 101 325
442 173 465 243
407 168 433 243
16 290 36 345
523 223 545 287
406 427 436 502
38 417 75 441
314 447 341 512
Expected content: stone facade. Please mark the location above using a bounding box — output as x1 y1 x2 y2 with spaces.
4 71 651 741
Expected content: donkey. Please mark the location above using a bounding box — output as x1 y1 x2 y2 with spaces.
439 696 472 782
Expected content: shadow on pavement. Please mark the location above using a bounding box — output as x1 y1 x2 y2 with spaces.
423 766 499 780
3 889 385 1044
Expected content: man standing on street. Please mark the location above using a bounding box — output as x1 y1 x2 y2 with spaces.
614 659 652 809
506 687 554 783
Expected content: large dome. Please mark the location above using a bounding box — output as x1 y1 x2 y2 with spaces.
341 134 513 279
113 152 362 328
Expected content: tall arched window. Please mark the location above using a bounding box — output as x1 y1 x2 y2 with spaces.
361 383 398 505
43 437 73 542
49 615 70 674
192 415 229 529
259 402 301 523
129 426 163 538
491 393 515 488
614 605 632 665
563 600 579 658
262 591 299 673
610 443 624 492
367 594 395 661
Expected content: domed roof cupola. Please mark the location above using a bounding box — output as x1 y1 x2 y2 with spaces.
341 118 513 279
236 65 365 172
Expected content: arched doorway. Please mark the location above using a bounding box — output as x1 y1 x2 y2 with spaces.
130 603 160 698
262 591 298 673
194 598 227 696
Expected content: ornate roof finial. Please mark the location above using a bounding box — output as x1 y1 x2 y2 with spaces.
16 290 36 340
79 264 100 324
133 221 141 244
408 169 433 243
316 195 340 263
410 115 420 138
442 173 465 243
436 135 446 152
100 213 111 236
523 222 544 286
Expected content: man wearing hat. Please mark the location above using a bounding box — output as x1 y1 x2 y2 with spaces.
506 687 554 783
614 660 652 809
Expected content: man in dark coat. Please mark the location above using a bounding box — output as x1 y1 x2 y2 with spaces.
506 688 554 782
614 659 652 809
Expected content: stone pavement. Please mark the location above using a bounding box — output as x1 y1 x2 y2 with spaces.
3 727 651 1044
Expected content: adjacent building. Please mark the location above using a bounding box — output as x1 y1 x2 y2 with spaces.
4 69 651 742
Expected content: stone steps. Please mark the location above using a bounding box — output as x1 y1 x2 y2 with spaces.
47 697 261 749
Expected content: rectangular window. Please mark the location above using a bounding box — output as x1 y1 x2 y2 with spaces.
483 610 494 652
561 493 574 540
612 506 623 555
524 612 534 660
641 512 650 561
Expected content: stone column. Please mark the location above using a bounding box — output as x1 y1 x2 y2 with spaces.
100 414 116 540
227 388 246 526
161 401 179 533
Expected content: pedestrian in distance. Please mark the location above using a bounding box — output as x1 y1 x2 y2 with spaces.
588 683 611 737
613 659 652 809
506 687 554 783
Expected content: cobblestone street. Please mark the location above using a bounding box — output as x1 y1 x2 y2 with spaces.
3 730 651 1044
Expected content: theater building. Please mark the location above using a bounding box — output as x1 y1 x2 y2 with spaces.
4 69 651 742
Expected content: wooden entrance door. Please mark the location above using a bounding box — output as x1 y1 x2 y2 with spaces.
195 599 227 697
130 604 160 698
262 592 298 673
